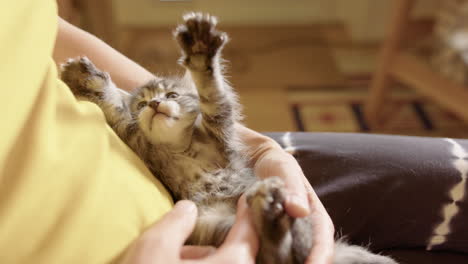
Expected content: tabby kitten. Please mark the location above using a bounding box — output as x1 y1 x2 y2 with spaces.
431 0 468 85
61 13 397 264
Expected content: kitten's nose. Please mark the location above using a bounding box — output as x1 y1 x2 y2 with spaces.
149 100 161 111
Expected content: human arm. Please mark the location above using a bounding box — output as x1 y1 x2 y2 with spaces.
53 17 156 91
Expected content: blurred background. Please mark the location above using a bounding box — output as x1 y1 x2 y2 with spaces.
57 0 468 137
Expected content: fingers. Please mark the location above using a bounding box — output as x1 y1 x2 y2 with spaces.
180 246 216 260
208 197 258 263
257 150 310 217
128 200 198 262
281 161 310 217
284 174 317 217
285 190 310 217
304 191 335 264
145 200 198 246
223 196 258 245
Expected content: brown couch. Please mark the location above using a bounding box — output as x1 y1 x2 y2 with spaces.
267 132 468 264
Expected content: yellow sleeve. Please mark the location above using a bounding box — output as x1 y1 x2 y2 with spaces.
0 1 173 263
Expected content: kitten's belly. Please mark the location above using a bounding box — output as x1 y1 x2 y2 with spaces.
166 155 255 203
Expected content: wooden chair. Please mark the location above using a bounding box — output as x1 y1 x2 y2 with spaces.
364 0 468 128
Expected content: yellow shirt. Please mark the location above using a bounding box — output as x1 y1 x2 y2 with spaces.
0 1 172 263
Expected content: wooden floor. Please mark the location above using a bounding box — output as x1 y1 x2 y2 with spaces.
117 23 373 132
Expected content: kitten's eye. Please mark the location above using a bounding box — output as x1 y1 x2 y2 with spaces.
166 92 179 99
137 101 148 110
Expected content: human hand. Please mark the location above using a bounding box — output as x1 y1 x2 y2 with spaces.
237 125 335 264
120 199 258 264
257 155 335 264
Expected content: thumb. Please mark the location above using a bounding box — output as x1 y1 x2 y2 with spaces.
145 200 198 247
124 200 198 263
210 196 258 263
222 196 258 246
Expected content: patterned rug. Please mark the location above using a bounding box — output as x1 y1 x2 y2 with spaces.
288 85 468 138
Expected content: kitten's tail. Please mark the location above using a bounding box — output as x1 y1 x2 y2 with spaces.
333 241 398 264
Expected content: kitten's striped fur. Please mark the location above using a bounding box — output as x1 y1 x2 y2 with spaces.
61 13 397 264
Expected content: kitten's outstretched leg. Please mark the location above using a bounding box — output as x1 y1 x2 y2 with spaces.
174 13 240 142
60 57 137 142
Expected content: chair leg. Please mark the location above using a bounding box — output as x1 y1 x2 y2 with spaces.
364 0 413 128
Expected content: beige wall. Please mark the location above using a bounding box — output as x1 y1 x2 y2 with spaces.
114 0 342 25
337 0 438 42
114 0 439 42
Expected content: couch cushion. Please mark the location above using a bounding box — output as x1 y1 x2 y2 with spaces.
267 132 468 255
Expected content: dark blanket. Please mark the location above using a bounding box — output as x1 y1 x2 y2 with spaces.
266 132 468 263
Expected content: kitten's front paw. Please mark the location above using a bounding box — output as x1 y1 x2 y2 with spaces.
60 57 109 98
174 12 228 71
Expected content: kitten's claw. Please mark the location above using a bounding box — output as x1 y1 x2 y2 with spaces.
61 57 109 96
174 12 228 71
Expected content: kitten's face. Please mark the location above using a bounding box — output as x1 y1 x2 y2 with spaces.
130 79 200 144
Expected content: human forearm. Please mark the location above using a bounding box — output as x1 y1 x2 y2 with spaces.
53 17 156 91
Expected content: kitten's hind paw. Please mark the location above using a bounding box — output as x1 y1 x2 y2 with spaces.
60 57 109 98
246 177 288 225
174 12 228 71
246 177 295 264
